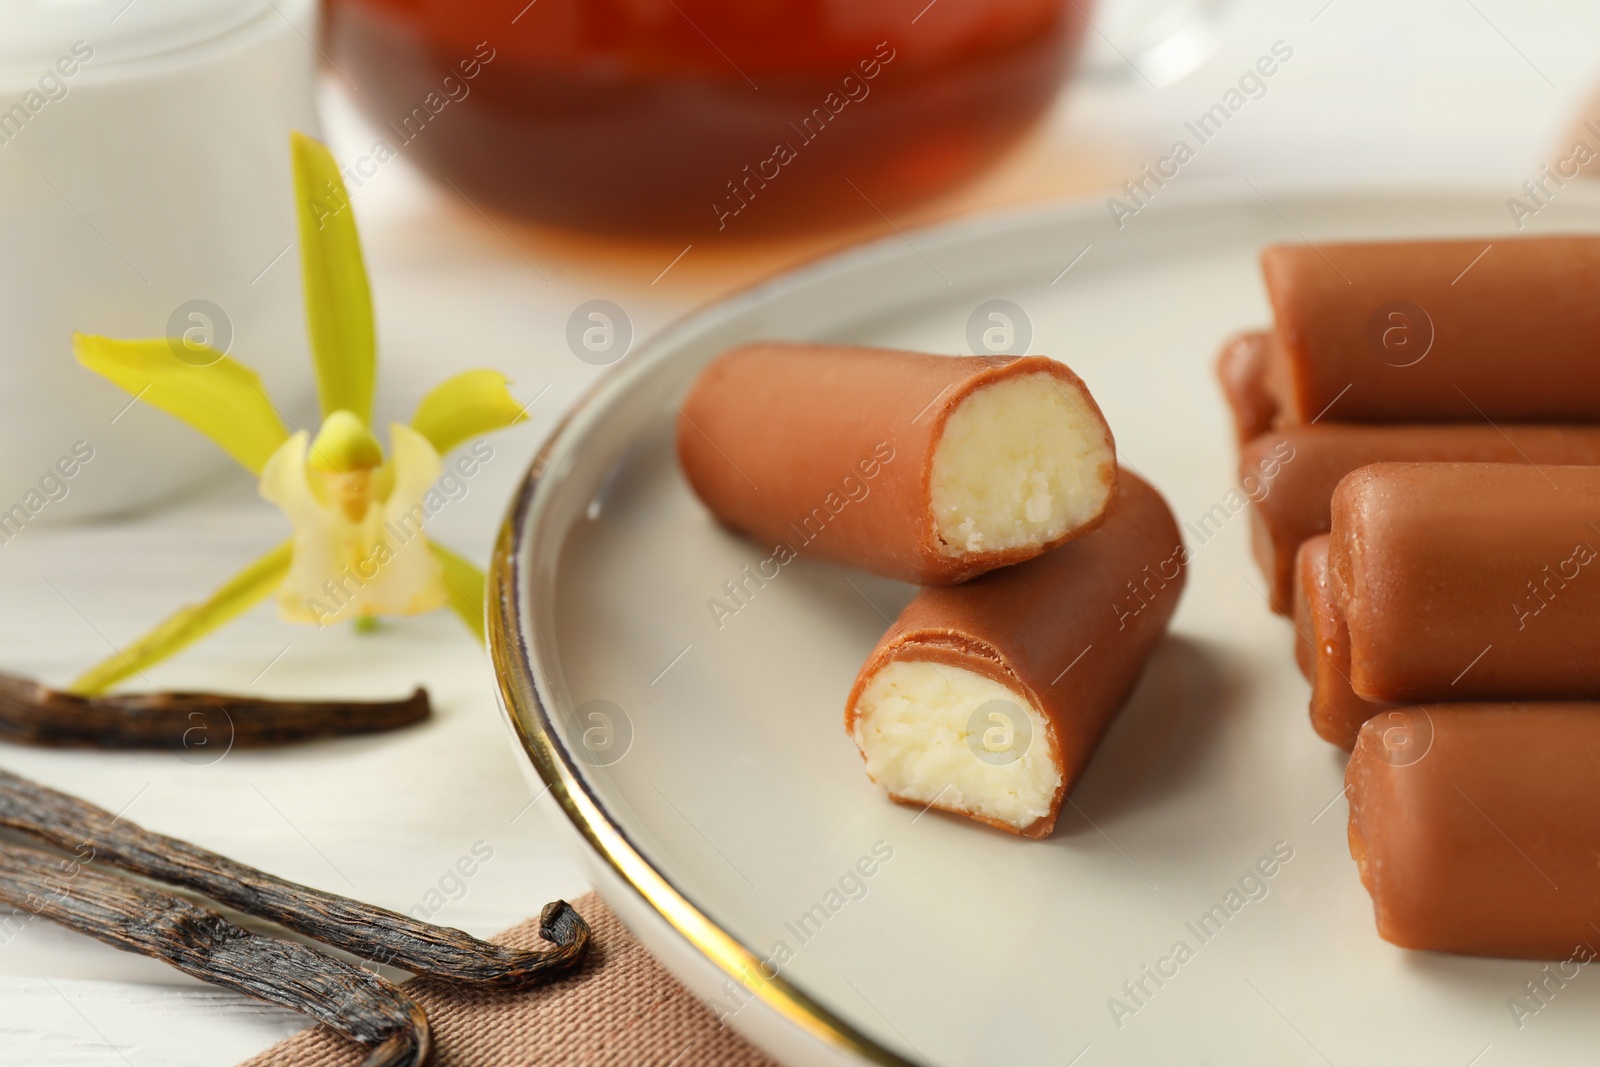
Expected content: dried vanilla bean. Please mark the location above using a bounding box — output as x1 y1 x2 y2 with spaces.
0 768 589 988
0 673 429 749
0 841 430 1067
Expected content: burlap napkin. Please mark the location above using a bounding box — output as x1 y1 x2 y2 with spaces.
239 892 777 1066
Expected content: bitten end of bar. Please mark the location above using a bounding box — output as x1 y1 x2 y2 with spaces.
849 648 1063 838
929 368 1116 568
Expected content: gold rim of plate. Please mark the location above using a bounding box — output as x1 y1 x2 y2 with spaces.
489 406 916 1067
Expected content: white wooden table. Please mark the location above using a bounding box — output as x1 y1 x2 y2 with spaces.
0 81 689 1065
3 1 1600 1060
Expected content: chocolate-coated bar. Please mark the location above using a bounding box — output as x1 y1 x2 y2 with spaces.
844 471 1184 838
1262 236 1600 423
1242 425 1600 613
1348 703 1600 958
1330 463 1600 703
1290 535 1320 681
1214 330 1278 445
678 343 1118 586
1294 536 1386 750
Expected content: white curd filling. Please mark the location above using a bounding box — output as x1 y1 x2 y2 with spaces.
929 371 1115 557
852 659 1061 832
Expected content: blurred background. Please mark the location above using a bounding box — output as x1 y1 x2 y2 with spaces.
309 0 1600 453
4 0 1599 523
314 0 1600 264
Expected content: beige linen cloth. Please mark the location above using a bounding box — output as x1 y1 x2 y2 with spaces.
239 892 776 1066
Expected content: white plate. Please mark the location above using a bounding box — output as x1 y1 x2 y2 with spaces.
490 183 1600 1067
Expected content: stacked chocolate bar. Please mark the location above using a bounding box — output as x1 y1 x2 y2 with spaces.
1221 235 1600 958
679 342 1187 839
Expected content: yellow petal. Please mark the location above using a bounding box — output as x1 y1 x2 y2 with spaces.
429 540 487 644
73 333 292 475
262 425 447 627
410 369 528 456
385 422 445 512
69 540 294 695
292 131 376 425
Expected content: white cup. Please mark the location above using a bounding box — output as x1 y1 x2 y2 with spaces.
0 0 320 525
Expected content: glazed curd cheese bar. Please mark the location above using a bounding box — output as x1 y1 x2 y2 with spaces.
1241 424 1600 614
1293 535 1387 750
844 472 1184 838
1214 329 1278 445
676 342 1117 586
1328 462 1600 704
1347 703 1600 958
1261 235 1600 424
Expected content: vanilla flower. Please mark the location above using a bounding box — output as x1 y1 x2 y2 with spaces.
69 133 527 694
